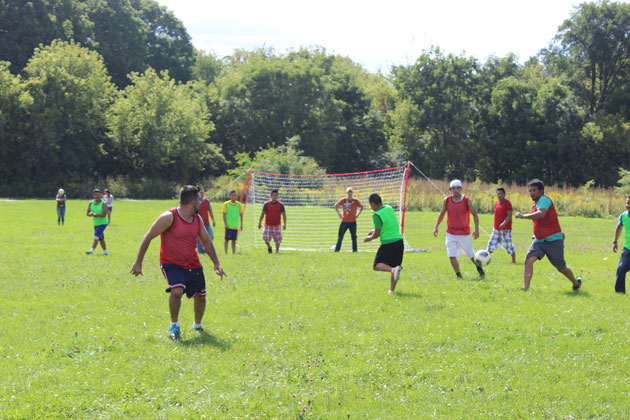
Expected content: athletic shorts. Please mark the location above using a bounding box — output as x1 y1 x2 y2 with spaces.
94 224 107 240
445 232 474 258
526 239 567 271
225 228 239 241
487 229 516 254
263 224 282 243
160 263 206 298
374 239 404 268
107 206 113 212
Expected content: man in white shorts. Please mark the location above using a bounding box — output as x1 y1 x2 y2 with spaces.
433 180 485 278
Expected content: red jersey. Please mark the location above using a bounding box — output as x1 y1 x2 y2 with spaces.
446 195 470 235
262 200 285 226
532 197 562 240
198 199 212 225
160 208 202 269
335 198 363 223
493 199 513 230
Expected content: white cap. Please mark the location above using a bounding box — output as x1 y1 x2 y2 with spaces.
449 180 462 188
58 188 65 194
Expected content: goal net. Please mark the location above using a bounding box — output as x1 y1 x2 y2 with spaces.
242 163 412 252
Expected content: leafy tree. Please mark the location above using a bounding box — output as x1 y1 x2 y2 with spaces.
107 68 224 181
0 62 33 188
0 0 95 73
130 0 195 82
230 136 324 176
391 48 482 179
555 0 630 115
23 40 115 185
192 50 225 85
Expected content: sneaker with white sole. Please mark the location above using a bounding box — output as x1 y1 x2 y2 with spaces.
169 325 181 340
393 266 402 282
573 277 582 291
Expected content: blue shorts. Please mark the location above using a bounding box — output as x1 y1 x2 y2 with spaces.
160 263 206 298
225 228 239 241
94 224 107 240
107 207 113 212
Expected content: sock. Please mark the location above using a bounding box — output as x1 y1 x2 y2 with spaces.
171 322 179 327
103 250 108 255
89 248 94 252
193 323 202 329
391 268 395 273
456 272 462 277
477 265 484 272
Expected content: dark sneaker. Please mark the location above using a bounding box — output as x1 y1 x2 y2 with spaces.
85 250 93 255
478 268 485 279
169 325 181 340
456 272 463 279
267 245 272 254
573 277 582 291
193 325 204 332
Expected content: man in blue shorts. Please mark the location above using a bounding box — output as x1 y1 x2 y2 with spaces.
86 189 108 255
613 195 630 293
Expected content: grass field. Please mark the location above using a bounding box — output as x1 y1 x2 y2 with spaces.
1 199 630 419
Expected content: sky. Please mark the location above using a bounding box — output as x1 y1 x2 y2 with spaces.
157 0 583 73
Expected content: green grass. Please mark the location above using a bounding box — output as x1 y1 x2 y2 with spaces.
1 199 630 419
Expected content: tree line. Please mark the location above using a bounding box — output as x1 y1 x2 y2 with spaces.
1 0 629 197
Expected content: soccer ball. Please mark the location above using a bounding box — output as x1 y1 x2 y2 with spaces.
474 250 491 266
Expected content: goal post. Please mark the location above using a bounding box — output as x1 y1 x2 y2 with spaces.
242 162 412 252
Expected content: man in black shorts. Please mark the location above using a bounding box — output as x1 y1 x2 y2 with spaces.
363 193 404 294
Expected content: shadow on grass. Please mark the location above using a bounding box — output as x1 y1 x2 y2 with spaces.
393 291 423 299
562 290 591 297
180 331 232 351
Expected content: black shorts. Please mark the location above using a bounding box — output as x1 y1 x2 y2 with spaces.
374 239 404 268
160 263 206 298
225 228 238 241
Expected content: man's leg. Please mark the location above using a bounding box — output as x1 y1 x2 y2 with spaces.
197 237 205 254
349 222 358 252
615 248 630 293
450 257 460 274
169 287 184 323
335 222 349 252
224 239 228 254
232 240 236 254
523 255 538 290
193 293 206 325
99 239 107 251
558 267 580 288
275 240 280 253
91 238 99 249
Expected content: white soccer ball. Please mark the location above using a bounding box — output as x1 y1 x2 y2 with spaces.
474 250 491 267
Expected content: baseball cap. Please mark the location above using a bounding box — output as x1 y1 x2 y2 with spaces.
93 188 101 193
449 180 462 188
58 188 64 194
346 187 353 192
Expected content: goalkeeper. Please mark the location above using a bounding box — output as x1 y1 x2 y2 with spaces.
363 193 404 294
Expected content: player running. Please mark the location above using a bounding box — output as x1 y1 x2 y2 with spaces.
515 179 581 291
363 193 404 294
85 188 108 255
486 187 516 263
130 185 225 339
612 195 630 293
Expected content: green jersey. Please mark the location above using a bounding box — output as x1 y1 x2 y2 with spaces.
372 205 403 245
619 211 630 251
90 200 107 226
222 200 243 229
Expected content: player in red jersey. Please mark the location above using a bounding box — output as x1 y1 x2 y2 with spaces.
131 185 225 339
258 189 286 253
486 187 516 263
433 179 485 279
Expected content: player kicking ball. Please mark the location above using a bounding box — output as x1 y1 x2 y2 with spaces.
364 193 404 294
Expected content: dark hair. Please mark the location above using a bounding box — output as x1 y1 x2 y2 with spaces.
229 190 236 195
180 185 200 204
528 179 544 192
93 188 101 193
270 189 278 195
368 193 382 205
496 187 505 193
104 188 110 193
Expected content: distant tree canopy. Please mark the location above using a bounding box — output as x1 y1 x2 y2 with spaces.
1 0 630 197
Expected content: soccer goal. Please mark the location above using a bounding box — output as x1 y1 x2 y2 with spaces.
241 162 412 252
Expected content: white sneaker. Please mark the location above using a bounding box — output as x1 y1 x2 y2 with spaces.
393 266 402 282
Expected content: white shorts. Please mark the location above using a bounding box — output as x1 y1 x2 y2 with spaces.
445 232 474 258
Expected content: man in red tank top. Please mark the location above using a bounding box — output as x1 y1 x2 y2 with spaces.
131 185 226 340
515 179 582 291
258 189 287 254
433 179 485 279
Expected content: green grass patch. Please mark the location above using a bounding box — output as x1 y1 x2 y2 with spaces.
1 199 629 419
